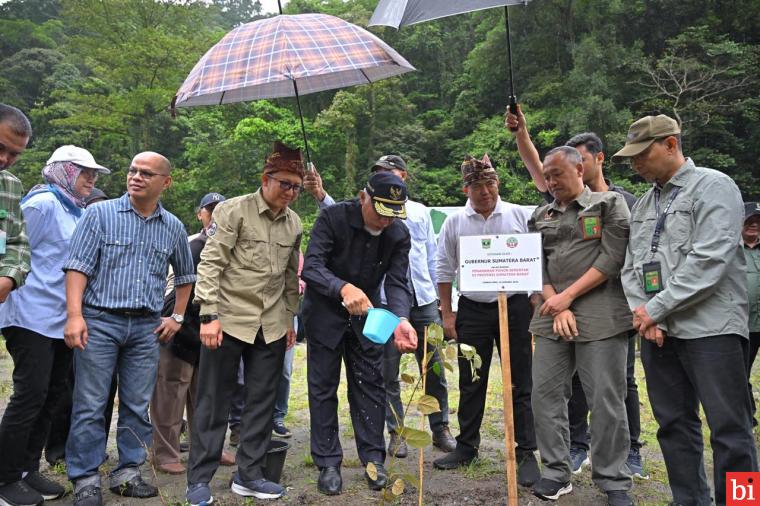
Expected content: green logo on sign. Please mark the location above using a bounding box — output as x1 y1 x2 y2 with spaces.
481 238 491 249
506 237 518 248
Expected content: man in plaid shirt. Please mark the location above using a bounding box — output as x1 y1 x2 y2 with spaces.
0 103 37 506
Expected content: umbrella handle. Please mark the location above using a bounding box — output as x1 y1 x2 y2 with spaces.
508 95 518 133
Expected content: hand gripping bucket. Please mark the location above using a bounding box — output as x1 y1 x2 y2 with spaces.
363 308 400 344
263 439 289 483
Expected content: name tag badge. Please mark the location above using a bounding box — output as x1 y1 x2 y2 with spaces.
581 216 602 240
0 230 6 255
643 261 663 294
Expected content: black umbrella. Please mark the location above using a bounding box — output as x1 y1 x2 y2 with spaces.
369 0 532 131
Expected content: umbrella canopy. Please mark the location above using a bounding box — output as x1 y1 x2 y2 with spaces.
173 13 415 108
368 0 528 29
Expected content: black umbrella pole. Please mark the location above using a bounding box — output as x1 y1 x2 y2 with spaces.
504 6 518 132
292 80 313 170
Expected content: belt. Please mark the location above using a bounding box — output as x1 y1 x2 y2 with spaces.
88 305 159 317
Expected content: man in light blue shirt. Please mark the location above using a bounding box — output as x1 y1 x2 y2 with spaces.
63 151 195 506
304 155 456 458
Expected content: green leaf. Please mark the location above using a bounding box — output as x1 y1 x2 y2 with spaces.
366 462 378 481
400 373 416 384
443 361 454 372
426 323 444 342
445 345 457 361
432 361 441 377
417 394 441 415
400 427 432 449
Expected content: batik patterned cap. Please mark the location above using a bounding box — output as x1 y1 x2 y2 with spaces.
263 141 305 178
461 153 497 186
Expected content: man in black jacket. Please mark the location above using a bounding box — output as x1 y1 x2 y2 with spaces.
302 172 417 496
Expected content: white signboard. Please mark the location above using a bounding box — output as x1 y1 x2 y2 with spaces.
459 233 543 292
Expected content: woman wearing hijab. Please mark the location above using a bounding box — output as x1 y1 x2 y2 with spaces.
0 146 109 506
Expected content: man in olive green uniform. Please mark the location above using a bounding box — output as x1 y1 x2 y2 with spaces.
529 146 633 506
186 142 303 503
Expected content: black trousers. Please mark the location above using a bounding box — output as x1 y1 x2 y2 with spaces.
568 332 641 450
0 326 73 483
641 334 758 506
746 331 760 422
454 295 536 456
187 331 285 483
308 328 386 468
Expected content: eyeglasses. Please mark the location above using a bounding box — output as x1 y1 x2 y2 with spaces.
79 168 100 181
266 174 303 193
127 167 169 180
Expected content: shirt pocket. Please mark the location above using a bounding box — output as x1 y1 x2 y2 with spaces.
664 199 694 247
534 219 560 249
101 235 132 270
577 211 602 241
235 239 269 271
275 241 295 273
149 240 173 277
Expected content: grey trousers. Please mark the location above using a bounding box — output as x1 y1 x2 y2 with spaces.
532 333 632 492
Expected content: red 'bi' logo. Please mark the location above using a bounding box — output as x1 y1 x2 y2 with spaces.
728 472 760 505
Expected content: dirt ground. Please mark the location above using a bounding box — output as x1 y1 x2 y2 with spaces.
2 340 758 505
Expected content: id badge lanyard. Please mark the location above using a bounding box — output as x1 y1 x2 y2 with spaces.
650 186 681 258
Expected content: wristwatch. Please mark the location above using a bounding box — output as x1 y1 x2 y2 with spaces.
170 313 185 324
200 314 218 324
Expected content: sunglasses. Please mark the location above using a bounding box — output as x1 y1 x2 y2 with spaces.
266 174 303 193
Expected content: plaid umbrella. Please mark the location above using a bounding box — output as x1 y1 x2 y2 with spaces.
173 13 414 107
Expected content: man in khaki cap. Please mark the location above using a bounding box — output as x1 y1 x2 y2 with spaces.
617 115 757 505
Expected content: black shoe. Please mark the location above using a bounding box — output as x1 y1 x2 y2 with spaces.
532 478 572 501
23 471 66 500
516 452 541 487
607 490 634 506
432 426 456 453
388 432 407 458
317 466 342 496
272 420 292 438
433 449 476 470
179 440 190 453
109 476 158 498
0 480 44 506
364 462 388 491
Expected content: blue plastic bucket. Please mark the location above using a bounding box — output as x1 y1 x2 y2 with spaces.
363 308 400 344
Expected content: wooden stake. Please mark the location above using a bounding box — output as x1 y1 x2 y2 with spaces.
418 326 428 506
498 292 518 506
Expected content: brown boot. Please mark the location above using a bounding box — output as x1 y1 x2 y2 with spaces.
432 425 456 453
220 449 236 466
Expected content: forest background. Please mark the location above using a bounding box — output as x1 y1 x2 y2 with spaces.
2 0 759 234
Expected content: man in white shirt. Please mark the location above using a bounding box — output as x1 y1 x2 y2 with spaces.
433 154 539 487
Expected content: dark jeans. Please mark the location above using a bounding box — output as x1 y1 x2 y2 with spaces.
228 360 245 430
188 331 285 483
641 334 757 506
454 295 536 456
569 332 641 451
384 301 449 433
747 331 760 421
0 327 72 483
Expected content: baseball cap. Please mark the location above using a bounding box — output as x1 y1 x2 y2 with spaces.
84 188 108 206
611 115 681 162
745 202 760 221
46 145 110 173
365 172 407 219
199 192 225 209
371 155 407 172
